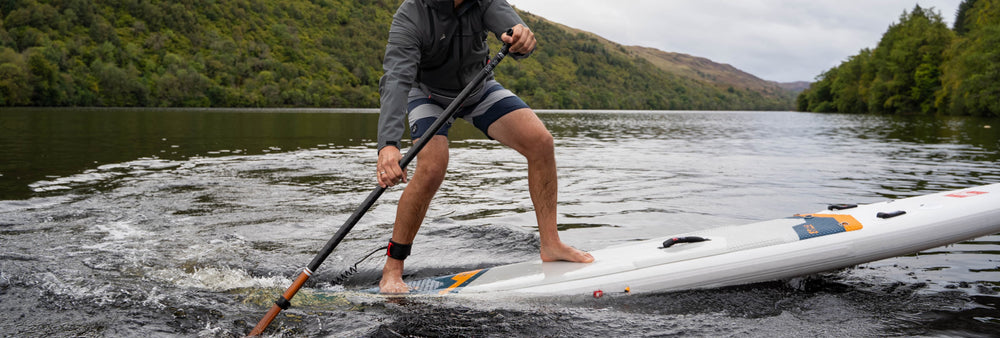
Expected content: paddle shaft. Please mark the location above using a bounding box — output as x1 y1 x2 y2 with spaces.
249 40 513 336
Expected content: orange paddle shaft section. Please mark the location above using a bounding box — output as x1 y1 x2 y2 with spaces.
248 270 312 336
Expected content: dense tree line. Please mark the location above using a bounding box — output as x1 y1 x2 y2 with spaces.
798 1 1000 117
0 0 792 110
1 0 391 107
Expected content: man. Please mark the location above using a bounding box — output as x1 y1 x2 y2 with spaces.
375 0 593 293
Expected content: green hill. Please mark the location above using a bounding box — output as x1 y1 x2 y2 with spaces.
0 0 793 110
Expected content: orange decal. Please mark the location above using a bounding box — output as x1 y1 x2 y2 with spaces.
439 269 483 295
829 214 863 231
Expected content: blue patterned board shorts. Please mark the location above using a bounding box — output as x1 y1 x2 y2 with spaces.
407 80 529 140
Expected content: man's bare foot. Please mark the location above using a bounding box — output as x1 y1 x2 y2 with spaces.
540 241 594 263
379 258 410 293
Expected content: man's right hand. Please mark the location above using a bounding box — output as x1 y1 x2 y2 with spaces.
377 146 407 188
501 24 536 55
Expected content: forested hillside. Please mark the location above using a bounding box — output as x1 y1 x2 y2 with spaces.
797 1 1000 117
0 0 794 110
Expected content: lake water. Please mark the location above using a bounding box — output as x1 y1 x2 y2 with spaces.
1 108 999 337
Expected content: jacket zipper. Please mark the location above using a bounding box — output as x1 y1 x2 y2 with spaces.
457 13 464 90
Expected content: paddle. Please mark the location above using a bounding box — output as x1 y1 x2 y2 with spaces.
248 32 515 336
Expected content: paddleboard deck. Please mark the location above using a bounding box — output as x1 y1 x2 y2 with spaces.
359 183 1000 296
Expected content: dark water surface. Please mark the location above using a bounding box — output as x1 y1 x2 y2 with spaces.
2 108 1000 337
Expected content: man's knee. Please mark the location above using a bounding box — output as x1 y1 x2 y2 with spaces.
411 136 449 184
415 160 448 184
523 129 554 157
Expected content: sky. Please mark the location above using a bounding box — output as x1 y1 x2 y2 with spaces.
505 0 960 83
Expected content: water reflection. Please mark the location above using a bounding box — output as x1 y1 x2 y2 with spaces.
0 108 379 199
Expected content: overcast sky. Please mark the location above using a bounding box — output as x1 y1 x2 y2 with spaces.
505 0 960 83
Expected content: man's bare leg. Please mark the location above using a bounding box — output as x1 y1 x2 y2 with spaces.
488 108 594 263
379 135 450 293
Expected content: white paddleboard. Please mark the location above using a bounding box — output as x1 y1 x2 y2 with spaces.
365 183 1000 296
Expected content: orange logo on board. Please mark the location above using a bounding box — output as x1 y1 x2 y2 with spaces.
438 269 484 295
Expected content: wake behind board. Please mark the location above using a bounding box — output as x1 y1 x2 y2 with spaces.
357 183 1000 296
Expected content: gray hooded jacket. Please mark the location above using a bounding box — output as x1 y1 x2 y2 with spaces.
377 0 528 152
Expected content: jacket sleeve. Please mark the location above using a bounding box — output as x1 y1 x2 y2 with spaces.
377 2 423 152
482 0 533 59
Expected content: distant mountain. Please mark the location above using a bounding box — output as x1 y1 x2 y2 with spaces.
777 81 811 94
509 11 795 110
625 46 797 103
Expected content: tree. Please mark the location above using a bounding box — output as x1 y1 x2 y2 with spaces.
954 0 979 35
0 47 31 105
869 6 953 114
937 0 1000 117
